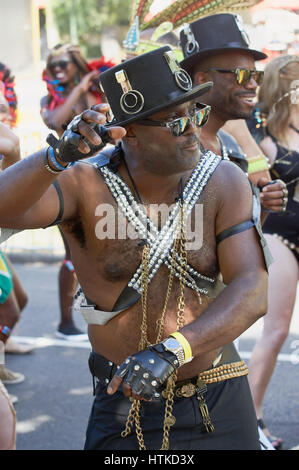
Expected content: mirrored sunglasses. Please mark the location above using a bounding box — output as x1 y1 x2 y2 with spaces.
207 67 264 86
137 103 211 137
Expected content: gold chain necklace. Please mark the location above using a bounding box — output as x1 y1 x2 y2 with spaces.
121 199 188 450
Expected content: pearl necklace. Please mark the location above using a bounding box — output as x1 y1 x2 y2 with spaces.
99 151 221 296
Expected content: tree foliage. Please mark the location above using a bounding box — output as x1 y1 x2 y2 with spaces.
51 0 132 57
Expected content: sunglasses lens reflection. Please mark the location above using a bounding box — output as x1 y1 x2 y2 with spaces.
237 69 264 85
195 108 210 127
237 69 251 85
171 117 190 137
170 107 210 136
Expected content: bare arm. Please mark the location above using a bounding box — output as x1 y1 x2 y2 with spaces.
0 122 20 170
222 119 286 219
223 119 271 184
180 161 267 355
0 105 126 229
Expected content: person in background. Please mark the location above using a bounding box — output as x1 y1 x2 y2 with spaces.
0 376 16 449
0 118 28 449
179 14 289 450
244 55 299 449
40 44 114 340
0 62 33 361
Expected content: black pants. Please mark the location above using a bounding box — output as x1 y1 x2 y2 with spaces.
84 352 260 450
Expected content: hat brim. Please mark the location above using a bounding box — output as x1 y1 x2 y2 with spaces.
180 47 267 73
105 81 213 128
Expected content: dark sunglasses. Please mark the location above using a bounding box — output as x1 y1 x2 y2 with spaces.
137 103 211 137
49 60 71 73
206 67 264 86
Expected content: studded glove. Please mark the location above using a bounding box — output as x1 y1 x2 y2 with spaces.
115 343 181 400
46 113 113 163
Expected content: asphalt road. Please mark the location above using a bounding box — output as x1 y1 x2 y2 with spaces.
3 262 299 451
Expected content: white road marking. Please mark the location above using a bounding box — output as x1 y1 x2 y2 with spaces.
10 335 91 349
9 336 299 364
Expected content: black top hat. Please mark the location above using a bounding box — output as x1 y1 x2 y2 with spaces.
99 46 212 127
180 13 267 73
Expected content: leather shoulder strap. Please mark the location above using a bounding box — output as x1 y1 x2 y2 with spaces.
218 129 248 173
83 144 122 171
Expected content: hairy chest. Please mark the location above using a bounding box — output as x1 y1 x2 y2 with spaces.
63 181 219 283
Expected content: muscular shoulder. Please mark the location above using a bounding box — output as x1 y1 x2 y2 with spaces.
211 159 253 232
58 158 110 212
213 158 251 195
57 159 99 191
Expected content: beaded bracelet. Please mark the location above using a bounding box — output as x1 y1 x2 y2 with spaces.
0 325 12 337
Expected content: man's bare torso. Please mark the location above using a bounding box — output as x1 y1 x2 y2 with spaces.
59 158 223 379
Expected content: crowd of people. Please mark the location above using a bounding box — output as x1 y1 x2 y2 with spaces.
0 8 298 451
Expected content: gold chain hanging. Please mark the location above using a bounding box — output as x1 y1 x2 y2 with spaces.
122 199 188 450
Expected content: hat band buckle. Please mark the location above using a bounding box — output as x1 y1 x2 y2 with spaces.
183 24 199 56
164 50 192 92
115 69 145 115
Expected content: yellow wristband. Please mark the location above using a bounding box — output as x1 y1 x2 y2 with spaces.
169 331 193 362
247 155 270 174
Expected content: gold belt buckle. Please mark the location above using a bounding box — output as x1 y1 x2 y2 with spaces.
176 382 196 398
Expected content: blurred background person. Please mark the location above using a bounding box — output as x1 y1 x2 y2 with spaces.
245 55 299 449
40 44 114 340
0 377 16 449
0 107 29 419
0 62 33 362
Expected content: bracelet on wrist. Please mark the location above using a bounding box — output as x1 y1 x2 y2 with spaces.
47 147 68 171
168 331 193 363
0 325 12 337
247 155 270 174
43 148 64 175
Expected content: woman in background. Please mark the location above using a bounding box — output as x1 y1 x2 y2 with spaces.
246 55 299 449
41 44 114 340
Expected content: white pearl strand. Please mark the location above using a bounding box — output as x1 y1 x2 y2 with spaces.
100 152 220 293
128 154 220 292
100 151 221 294
100 153 209 288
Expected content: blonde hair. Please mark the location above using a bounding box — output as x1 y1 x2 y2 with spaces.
258 55 299 142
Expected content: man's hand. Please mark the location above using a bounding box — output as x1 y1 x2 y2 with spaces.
46 103 126 163
258 177 288 213
107 343 180 401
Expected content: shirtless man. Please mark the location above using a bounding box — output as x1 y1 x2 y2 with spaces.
0 46 268 450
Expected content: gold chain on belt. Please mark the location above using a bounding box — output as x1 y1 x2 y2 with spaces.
121 200 188 450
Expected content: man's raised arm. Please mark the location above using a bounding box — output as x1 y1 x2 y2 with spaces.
0 104 125 230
